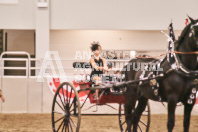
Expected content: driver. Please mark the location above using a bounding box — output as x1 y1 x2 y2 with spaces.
89 41 108 99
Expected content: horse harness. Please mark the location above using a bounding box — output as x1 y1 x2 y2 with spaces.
139 40 198 105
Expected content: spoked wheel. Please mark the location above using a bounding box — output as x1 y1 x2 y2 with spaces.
119 101 150 132
52 82 81 132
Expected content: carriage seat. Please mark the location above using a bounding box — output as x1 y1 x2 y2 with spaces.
73 61 113 69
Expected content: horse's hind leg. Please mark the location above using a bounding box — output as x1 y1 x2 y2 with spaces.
183 103 194 132
125 86 138 132
132 96 148 132
167 95 177 132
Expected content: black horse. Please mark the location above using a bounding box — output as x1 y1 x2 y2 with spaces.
124 16 198 132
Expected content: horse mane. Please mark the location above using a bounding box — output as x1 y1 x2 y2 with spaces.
177 23 191 44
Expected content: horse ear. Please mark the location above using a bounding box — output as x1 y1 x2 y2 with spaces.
187 15 196 24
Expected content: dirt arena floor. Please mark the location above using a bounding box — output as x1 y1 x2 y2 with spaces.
0 114 197 132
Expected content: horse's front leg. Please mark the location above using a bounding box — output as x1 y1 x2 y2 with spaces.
167 95 177 132
125 87 138 132
132 96 148 132
183 103 194 132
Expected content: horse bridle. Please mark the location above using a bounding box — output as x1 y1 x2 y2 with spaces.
189 22 198 47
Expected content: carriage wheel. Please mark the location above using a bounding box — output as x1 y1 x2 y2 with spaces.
118 102 150 132
52 82 81 132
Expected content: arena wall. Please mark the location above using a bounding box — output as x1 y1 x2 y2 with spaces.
0 0 35 29
0 0 197 30
50 30 182 59
50 0 198 30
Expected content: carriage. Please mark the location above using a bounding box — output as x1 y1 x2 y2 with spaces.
51 62 152 132
51 16 198 132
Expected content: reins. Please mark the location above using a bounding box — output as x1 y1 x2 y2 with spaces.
172 50 198 55
135 51 198 59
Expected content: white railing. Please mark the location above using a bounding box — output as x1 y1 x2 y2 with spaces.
0 51 167 78
0 50 166 78
0 56 130 78
0 51 31 78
